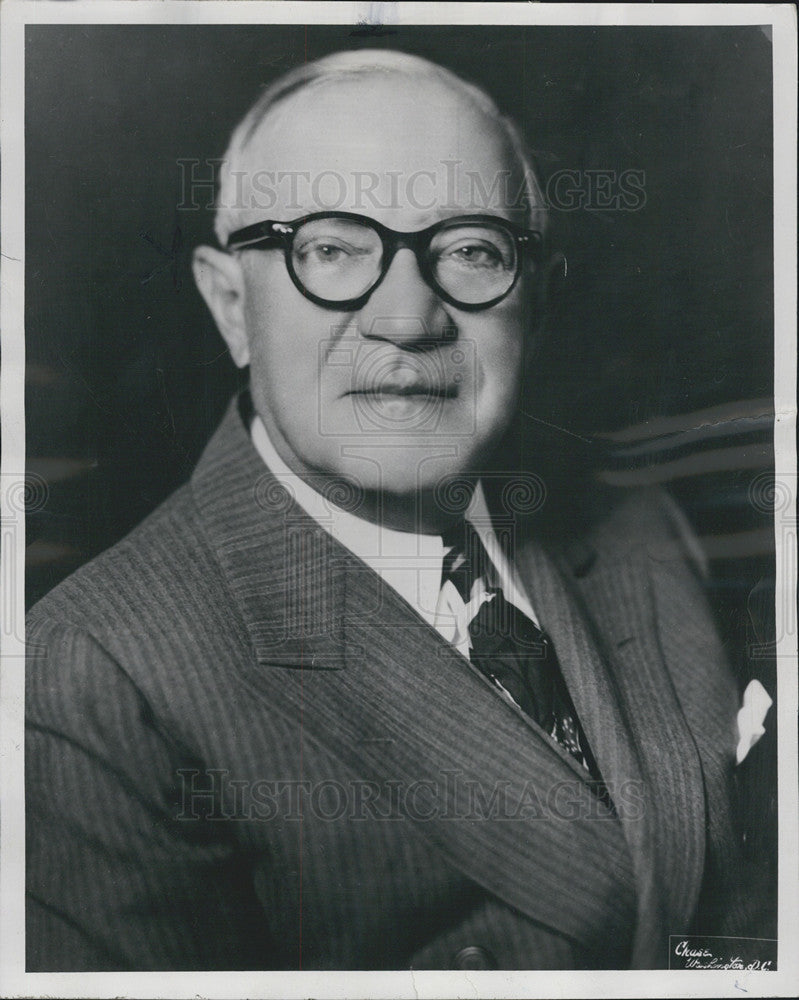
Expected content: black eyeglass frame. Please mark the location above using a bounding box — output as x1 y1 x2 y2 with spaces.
225 211 544 312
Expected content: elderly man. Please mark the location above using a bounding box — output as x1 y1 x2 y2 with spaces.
26 49 763 971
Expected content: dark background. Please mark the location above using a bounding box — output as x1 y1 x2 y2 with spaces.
24 24 776 872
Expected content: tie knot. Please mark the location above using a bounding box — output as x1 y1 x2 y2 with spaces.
441 521 491 603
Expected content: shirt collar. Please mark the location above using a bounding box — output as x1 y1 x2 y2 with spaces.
250 415 537 628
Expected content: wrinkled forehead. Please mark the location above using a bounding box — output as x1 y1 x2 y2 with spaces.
228 73 541 228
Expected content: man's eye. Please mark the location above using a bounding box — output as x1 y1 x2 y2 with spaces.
445 243 504 267
318 244 344 261
301 242 348 262
296 240 374 265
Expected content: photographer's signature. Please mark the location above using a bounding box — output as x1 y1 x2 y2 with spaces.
673 939 773 971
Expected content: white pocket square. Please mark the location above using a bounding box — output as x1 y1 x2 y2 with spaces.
736 679 773 765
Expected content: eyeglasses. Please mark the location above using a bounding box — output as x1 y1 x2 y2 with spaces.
226 212 543 312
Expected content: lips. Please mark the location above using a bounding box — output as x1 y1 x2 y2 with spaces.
348 385 457 401
362 378 457 398
347 368 458 399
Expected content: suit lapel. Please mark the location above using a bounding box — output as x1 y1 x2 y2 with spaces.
191 395 349 668
191 399 639 959
543 504 712 966
513 537 673 967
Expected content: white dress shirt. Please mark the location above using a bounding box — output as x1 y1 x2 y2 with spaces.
251 416 540 658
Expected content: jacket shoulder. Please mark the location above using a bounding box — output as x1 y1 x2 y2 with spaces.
27 481 227 634
532 479 709 586
588 486 709 578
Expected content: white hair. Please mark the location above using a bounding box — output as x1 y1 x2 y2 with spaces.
213 48 548 245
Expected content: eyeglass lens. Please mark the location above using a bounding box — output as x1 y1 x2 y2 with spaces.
291 217 518 306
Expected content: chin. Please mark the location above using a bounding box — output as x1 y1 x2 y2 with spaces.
326 440 491 497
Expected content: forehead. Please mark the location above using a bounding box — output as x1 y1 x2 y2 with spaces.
236 74 526 223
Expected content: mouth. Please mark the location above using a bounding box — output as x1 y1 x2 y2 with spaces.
351 388 457 402
347 379 459 400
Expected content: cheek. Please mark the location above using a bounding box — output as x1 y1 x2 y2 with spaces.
243 273 325 398
467 312 526 409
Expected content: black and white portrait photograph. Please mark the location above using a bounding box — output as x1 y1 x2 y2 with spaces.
1 2 797 997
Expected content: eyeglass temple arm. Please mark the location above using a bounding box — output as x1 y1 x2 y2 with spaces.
226 221 293 251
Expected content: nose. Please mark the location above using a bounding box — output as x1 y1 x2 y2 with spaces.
357 248 454 348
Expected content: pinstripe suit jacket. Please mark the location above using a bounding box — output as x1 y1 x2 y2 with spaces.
26 394 760 971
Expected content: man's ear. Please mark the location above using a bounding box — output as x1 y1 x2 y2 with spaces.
524 251 567 370
192 245 250 368
542 251 567 303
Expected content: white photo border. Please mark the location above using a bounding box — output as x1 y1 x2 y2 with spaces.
1 3 796 998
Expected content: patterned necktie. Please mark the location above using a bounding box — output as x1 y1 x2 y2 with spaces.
440 520 606 786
